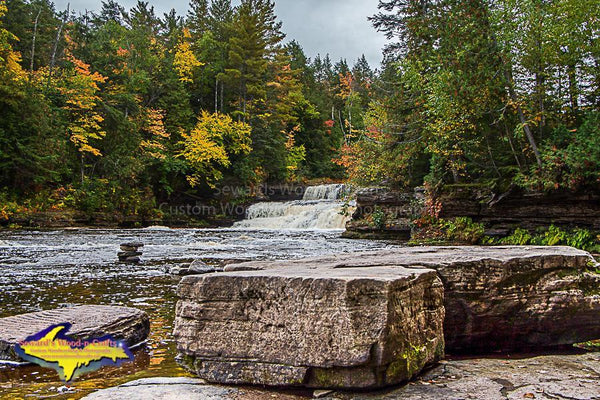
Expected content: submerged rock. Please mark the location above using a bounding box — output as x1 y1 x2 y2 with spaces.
212 246 600 354
169 261 218 276
0 305 150 362
188 260 217 274
174 264 445 389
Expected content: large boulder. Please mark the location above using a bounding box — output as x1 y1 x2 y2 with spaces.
174 265 445 389
223 246 600 353
0 305 150 362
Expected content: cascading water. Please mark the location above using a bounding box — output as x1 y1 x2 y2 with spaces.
233 184 352 230
302 184 346 200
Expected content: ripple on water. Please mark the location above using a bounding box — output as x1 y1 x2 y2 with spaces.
0 227 400 399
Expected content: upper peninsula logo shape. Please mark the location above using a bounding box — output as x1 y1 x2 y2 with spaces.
15 323 134 382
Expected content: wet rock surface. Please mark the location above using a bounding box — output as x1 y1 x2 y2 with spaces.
82 353 600 400
334 353 600 400
221 246 600 353
174 264 446 389
0 305 150 362
118 243 144 263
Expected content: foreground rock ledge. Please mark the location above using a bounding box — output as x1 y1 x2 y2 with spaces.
82 353 600 400
0 305 150 362
174 266 445 389
223 246 600 354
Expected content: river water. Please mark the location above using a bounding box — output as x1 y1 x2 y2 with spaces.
0 224 400 398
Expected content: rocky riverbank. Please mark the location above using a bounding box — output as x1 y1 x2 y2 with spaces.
82 353 600 400
173 246 600 391
344 186 600 244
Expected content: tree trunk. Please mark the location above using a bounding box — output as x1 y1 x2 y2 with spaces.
503 68 543 168
49 3 69 78
80 154 85 185
30 9 41 72
215 77 219 113
504 122 523 171
567 63 579 113
220 81 224 112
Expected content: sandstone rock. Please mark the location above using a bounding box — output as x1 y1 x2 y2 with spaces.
331 353 600 400
121 256 141 263
169 266 187 276
120 242 144 252
344 188 417 240
170 261 218 276
188 260 216 274
0 305 150 362
82 378 238 400
174 265 445 389
81 353 600 400
118 251 143 258
346 186 600 239
223 246 600 353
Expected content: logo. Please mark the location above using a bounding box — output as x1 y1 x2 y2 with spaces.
15 324 134 382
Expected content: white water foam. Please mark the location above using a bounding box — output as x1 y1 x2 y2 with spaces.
302 184 346 201
234 184 352 230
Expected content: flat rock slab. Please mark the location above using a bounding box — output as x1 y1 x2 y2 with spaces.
82 353 600 400
175 265 445 389
225 246 600 353
333 353 600 400
0 305 150 362
82 378 239 400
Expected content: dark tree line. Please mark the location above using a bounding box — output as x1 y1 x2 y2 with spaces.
1 0 598 220
0 0 375 217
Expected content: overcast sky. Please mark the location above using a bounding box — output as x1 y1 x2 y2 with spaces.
53 0 388 68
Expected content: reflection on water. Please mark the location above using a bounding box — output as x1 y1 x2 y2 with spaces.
0 228 400 399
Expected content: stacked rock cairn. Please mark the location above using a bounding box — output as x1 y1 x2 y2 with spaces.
118 242 144 263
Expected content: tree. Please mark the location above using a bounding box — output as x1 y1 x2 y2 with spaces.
179 111 252 187
173 28 202 83
58 49 108 182
187 0 208 36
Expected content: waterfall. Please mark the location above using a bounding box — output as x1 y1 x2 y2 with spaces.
233 184 352 230
302 184 347 201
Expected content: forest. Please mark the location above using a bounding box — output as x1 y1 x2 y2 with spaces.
0 0 599 221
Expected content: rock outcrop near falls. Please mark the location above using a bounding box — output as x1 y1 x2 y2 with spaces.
174 264 445 389
174 246 600 389
224 246 600 353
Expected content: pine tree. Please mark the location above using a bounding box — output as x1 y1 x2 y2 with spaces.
187 0 208 36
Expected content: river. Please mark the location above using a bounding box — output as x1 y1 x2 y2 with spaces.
0 185 402 399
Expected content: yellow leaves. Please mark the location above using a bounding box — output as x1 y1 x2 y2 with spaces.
141 108 170 160
173 28 203 83
180 111 252 187
284 132 306 179
54 53 108 157
0 0 25 81
337 72 354 100
4 48 24 78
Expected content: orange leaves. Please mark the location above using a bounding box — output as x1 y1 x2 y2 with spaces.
116 47 129 57
55 53 108 157
141 108 170 160
337 71 354 100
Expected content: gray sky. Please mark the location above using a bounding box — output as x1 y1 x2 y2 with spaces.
54 0 388 68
